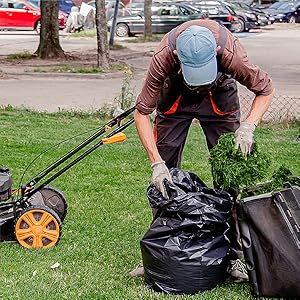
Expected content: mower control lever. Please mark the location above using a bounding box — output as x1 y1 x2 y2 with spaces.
102 133 127 144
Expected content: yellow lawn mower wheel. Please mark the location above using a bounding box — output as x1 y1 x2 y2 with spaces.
15 205 62 249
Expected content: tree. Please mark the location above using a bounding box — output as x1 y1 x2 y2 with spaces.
144 0 152 39
95 0 110 68
35 0 65 59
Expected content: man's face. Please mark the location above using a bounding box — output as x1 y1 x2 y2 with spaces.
177 67 216 92
182 78 217 92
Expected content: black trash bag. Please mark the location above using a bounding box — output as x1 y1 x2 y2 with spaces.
141 168 234 295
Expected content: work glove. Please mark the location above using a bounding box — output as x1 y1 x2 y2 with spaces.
151 161 172 199
234 122 256 156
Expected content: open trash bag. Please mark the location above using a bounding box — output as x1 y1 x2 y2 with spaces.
140 168 234 295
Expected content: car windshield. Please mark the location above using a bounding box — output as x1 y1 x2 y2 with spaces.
24 0 40 8
277 2 295 9
269 1 285 9
157 5 179 16
179 5 198 14
184 4 202 13
234 2 250 9
197 5 228 15
105 1 125 8
228 2 241 11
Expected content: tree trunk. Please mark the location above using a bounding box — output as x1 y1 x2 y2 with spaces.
95 0 110 69
35 0 65 59
144 0 152 39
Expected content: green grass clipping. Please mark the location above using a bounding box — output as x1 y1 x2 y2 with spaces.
209 133 271 191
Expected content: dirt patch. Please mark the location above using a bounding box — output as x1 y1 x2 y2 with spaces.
0 44 153 76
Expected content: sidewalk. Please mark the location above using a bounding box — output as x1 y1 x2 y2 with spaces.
0 35 158 112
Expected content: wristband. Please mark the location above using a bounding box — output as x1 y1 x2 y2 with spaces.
151 160 165 168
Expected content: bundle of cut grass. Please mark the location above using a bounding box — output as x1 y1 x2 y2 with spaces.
241 165 293 198
209 133 271 192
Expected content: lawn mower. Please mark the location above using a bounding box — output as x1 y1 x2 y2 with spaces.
0 107 135 249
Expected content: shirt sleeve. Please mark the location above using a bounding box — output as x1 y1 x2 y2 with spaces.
223 37 274 96
135 38 175 115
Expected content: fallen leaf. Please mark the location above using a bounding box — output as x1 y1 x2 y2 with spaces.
50 262 60 269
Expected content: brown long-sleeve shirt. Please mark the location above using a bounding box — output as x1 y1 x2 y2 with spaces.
136 19 273 115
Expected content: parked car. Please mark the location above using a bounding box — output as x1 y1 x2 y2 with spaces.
188 1 260 32
86 0 130 20
125 2 144 14
263 1 289 15
230 1 273 25
250 0 280 9
20 0 73 15
107 2 205 37
188 2 239 32
0 0 65 32
268 1 300 22
223 1 261 32
59 0 75 15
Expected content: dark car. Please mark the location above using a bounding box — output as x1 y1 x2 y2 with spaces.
223 1 261 32
190 0 259 32
230 1 273 25
250 0 280 9
126 2 144 14
108 3 205 37
59 0 75 15
86 0 130 20
263 1 289 15
270 1 300 22
188 2 239 32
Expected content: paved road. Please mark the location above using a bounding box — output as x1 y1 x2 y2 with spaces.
0 24 299 113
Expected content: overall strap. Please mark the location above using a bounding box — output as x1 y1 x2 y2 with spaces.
168 27 178 52
217 24 228 56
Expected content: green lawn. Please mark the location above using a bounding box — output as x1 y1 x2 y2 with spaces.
0 109 299 300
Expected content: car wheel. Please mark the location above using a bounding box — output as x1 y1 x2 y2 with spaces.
116 23 129 37
235 18 245 33
289 16 296 23
35 20 41 34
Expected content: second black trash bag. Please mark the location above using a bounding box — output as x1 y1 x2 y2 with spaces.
140 168 234 295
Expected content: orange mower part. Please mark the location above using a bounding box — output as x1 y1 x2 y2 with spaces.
15 206 61 249
102 132 127 144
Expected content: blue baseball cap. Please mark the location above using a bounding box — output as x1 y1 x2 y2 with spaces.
176 26 217 86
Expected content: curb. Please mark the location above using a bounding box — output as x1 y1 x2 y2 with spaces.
1 70 126 80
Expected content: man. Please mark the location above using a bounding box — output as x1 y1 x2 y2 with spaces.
64 6 84 33
132 19 274 281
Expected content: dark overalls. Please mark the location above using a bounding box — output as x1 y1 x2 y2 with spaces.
154 26 242 260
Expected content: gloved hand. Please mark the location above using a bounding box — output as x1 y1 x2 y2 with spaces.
234 122 256 156
151 161 172 199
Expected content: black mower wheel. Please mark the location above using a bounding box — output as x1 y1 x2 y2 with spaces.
27 185 68 221
15 205 61 249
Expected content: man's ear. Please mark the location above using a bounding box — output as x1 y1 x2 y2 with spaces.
173 49 177 56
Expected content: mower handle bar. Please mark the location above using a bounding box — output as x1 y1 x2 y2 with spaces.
22 107 135 198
